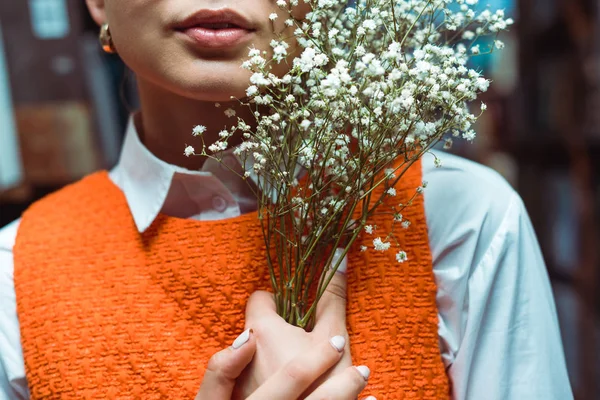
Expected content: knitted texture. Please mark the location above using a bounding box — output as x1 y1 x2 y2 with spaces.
14 159 449 399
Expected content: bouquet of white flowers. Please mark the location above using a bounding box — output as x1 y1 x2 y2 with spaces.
187 0 512 328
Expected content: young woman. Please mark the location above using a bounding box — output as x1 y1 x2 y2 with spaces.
0 0 573 399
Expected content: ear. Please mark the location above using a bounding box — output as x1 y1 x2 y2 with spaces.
85 0 107 26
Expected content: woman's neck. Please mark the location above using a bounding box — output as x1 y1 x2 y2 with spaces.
135 79 254 171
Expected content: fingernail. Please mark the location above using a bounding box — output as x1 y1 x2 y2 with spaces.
330 248 348 274
232 329 252 349
355 365 371 381
329 335 346 352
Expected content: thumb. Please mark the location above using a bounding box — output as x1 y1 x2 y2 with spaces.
195 329 256 400
314 248 348 334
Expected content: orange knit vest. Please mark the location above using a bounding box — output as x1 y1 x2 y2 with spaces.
13 159 449 399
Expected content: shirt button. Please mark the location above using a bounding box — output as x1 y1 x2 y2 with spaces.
212 196 228 212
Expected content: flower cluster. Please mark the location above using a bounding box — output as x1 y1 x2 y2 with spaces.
190 0 512 327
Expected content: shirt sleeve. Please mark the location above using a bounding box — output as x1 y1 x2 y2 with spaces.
423 152 573 400
0 220 29 400
446 194 572 399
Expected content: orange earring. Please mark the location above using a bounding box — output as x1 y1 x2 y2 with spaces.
99 23 117 54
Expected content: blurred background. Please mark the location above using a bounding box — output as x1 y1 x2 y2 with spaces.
0 0 598 398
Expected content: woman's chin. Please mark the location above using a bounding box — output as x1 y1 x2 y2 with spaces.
188 90 248 103
164 80 248 103
175 78 251 103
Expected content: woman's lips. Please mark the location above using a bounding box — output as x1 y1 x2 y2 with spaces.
179 26 254 49
174 9 256 50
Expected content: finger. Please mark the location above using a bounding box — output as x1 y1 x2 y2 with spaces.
304 365 371 400
247 335 347 400
314 248 348 333
195 329 255 400
245 290 277 325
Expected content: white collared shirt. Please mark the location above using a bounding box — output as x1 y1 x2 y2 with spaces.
0 117 573 399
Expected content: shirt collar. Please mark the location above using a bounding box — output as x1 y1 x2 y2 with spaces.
109 115 250 233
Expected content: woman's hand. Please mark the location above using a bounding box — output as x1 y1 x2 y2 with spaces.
233 251 360 398
195 328 374 400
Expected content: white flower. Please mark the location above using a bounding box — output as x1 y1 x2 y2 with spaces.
444 138 453 149
184 146 195 157
401 221 411 229
362 19 377 31
208 141 228 153
192 125 206 136
476 77 490 91
462 31 475 40
386 188 397 196
494 40 505 50
248 48 261 57
246 85 259 97
218 130 230 139
396 251 408 263
360 245 368 252
293 47 329 72
463 129 477 141
214 102 221 108
373 237 391 251
254 94 273 105
224 108 236 118
273 44 288 60
269 13 278 21
250 72 271 86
